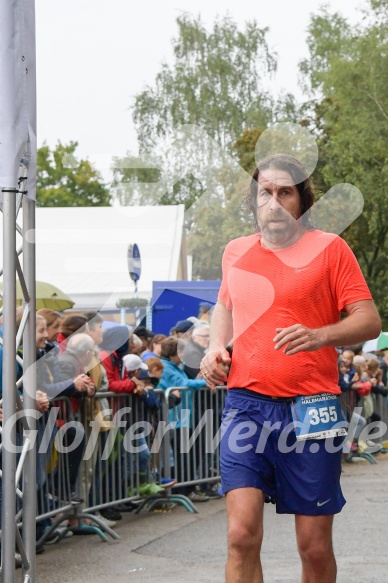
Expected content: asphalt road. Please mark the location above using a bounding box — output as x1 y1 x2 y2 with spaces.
35 454 388 583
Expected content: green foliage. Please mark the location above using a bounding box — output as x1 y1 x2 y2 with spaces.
302 0 388 324
113 14 276 208
37 142 111 207
133 14 275 153
187 175 253 280
233 128 266 174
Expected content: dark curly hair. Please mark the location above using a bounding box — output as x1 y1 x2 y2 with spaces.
245 153 315 232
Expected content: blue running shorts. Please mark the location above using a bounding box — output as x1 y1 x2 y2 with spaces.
220 389 346 515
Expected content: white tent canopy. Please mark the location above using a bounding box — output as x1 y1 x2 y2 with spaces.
0 204 188 309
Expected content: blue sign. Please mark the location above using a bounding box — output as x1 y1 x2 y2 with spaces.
127 243 141 283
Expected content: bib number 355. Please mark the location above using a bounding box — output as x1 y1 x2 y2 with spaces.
309 406 338 425
291 393 347 441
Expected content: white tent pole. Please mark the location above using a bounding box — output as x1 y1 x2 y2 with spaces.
0 0 37 579
22 195 36 579
2 190 17 583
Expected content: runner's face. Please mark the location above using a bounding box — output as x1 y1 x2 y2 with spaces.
256 168 302 247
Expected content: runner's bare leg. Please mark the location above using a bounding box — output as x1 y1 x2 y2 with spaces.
225 488 265 583
295 515 336 583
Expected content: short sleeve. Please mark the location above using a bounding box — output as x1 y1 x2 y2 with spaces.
218 243 233 310
329 237 372 311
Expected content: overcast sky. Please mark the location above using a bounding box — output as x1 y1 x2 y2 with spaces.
35 0 363 179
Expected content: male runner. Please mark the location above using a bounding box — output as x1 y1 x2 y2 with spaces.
201 153 381 583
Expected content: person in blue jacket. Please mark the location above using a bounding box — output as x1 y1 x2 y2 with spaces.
158 337 209 501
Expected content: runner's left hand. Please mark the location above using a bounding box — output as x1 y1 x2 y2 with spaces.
273 324 324 355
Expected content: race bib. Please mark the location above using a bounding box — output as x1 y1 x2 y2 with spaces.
290 393 347 441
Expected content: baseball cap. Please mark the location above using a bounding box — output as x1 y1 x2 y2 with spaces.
137 369 152 379
122 354 148 372
175 319 193 333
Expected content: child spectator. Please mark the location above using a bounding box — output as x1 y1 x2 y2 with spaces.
144 356 164 381
141 334 167 361
158 337 208 502
121 354 173 495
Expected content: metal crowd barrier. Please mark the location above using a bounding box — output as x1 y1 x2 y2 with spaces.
30 385 227 542
162 386 226 492
374 394 388 441
2 383 388 552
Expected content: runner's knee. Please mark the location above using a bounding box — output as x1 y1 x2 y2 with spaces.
228 520 263 554
298 537 333 566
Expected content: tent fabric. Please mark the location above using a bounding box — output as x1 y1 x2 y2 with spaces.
15 205 187 309
0 1 36 197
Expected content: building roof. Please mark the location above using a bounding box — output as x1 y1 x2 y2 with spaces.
4 205 187 310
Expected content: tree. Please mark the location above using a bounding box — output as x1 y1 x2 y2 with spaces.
37 142 111 207
187 128 265 279
301 0 388 324
112 14 277 208
133 14 275 153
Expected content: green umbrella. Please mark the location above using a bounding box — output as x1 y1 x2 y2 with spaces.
0 280 74 311
362 332 388 353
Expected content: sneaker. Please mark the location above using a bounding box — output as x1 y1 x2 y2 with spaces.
115 502 139 512
202 487 222 499
359 440 382 453
70 491 83 504
100 508 122 521
188 491 209 503
94 512 116 528
159 477 177 489
57 526 73 539
36 543 45 554
139 482 165 496
45 526 73 544
41 528 60 545
366 439 383 451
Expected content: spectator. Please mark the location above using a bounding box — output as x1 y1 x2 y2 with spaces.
82 312 115 527
133 326 154 353
144 356 164 381
183 324 210 379
129 333 143 356
37 309 62 354
57 334 96 502
366 358 388 397
141 334 167 361
57 315 88 354
171 319 193 338
122 354 167 496
99 326 142 394
337 359 367 461
158 337 208 502
183 323 221 499
380 350 388 385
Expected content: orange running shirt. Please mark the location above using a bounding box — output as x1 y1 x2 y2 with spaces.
218 230 372 397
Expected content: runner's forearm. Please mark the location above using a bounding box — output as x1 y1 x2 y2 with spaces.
209 300 234 351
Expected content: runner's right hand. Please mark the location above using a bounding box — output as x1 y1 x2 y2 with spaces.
200 348 231 389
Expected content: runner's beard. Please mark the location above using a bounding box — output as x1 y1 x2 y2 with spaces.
259 214 299 245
